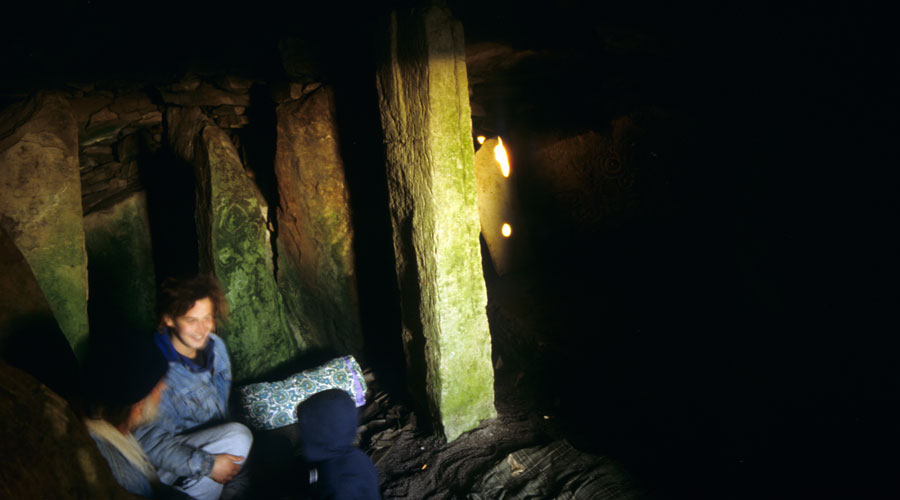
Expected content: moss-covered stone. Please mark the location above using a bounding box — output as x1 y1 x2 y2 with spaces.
274 87 361 354
376 6 496 441
170 109 302 382
0 94 89 361
83 191 157 335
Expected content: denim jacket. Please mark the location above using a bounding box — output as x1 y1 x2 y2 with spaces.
88 421 156 498
87 418 192 499
135 330 232 479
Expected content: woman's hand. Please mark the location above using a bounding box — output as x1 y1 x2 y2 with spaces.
210 453 244 483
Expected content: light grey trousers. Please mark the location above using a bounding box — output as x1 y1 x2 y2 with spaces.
157 422 253 500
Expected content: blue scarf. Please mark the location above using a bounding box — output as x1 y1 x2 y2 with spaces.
154 328 216 373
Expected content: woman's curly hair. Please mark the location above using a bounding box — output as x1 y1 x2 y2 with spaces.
155 274 228 328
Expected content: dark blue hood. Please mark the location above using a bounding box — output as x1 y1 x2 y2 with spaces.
297 389 359 463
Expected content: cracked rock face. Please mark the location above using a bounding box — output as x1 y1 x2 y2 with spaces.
274 85 362 355
0 93 89 361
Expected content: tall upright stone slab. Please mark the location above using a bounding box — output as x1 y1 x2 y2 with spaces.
274 86 362 354
167 108 302 382
83 191 157 336
0 94 89 361
376 6 496 441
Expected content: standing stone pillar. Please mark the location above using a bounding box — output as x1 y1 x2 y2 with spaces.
83 191 157 335
167 108 302 383
376 6 496 441
0 94 89 361
274 86 362 354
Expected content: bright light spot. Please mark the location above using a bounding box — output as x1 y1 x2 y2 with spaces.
494 137 510 177
476 136 486 144
501 223 512 237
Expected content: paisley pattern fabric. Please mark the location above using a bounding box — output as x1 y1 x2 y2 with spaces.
237 356 367 430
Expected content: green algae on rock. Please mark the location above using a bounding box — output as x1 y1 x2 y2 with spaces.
376 6 496 442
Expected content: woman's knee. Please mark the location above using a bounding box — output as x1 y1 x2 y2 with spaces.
221 422 253 455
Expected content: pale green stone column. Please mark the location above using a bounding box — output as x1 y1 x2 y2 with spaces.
376 6 496 441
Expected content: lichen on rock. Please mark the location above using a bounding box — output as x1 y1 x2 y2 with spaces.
165 107 302 383
376 6 496 442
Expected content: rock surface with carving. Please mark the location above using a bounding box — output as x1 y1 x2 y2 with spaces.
167 107 302 382
0 93 90 360
274 86 362 354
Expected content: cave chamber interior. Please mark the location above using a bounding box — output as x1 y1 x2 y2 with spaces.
0 1 895 499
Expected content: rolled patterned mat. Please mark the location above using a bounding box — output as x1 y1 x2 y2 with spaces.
237 355 367 430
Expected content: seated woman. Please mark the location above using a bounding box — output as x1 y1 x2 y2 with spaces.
135 275 252 500
83 333 189 499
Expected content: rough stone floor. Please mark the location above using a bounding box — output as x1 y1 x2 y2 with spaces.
247 269 650 500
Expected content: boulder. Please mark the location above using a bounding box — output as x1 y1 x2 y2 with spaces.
0 361 140 499
0 225 79 401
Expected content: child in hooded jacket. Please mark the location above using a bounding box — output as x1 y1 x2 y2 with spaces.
296 389 381 500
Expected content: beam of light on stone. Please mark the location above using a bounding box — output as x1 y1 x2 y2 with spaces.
501 223 512 237
494 137 510 177
477 135 486 144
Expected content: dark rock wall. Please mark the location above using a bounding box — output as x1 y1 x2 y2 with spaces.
460 2 894 497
